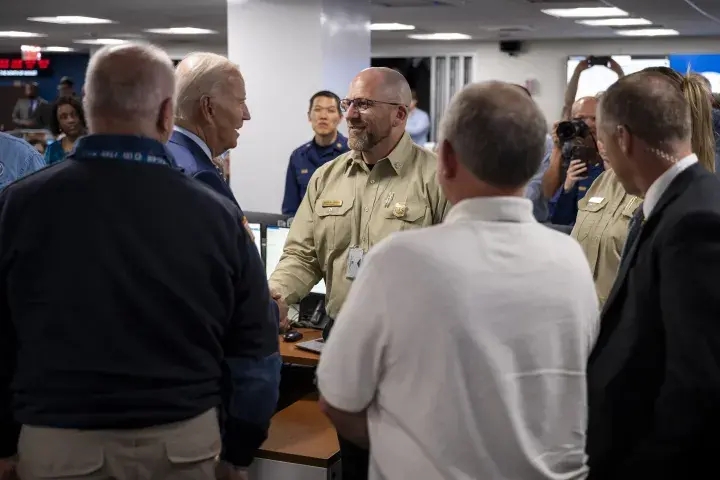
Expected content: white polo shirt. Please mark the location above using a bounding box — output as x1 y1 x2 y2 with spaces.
317 196 599 480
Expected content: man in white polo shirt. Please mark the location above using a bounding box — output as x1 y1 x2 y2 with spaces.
316 81 599 480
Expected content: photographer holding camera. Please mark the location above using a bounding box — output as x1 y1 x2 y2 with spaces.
526 57 624 223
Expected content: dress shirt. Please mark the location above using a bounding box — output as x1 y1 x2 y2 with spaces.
174 126 212 160
406 108 430 145
643 154 697 218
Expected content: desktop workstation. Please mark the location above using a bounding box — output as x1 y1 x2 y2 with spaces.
245 213 340 479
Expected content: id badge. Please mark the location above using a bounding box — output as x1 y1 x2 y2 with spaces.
346 247 364 279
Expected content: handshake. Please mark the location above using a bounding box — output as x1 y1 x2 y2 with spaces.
270 287 291 332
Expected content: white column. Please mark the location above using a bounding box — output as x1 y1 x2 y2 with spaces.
227 0 371 213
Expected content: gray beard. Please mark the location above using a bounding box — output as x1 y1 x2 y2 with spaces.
349 131 372 151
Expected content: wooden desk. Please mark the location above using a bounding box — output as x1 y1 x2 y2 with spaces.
252 394 341 479
279 328 322 366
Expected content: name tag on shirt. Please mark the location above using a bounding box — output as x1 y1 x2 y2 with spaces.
300 169 309 174
346 247 364 279
588 196 604 204
322 200 343 208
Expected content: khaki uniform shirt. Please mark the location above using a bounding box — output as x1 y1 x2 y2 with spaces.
269 133 450 318
571 169 641 306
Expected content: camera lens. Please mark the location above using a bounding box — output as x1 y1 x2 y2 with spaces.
556 121 576 141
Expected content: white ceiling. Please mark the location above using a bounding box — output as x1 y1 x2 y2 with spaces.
1 0 720 53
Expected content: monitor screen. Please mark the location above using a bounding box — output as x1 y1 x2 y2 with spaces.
265 226 326 296
248 223 261 256
567 55 669 100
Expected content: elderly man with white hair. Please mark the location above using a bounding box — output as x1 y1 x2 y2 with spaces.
168 52 250 208
317 81 599 480
0 43 279 480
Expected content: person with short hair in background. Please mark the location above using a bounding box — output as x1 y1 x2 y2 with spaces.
269 67 449 480
57 76 76 98
406 89 430 145
282 90 349 216
587 69 720 480
317 81 599 480
45 95 87 165
12 83 48 130
0 43 279 480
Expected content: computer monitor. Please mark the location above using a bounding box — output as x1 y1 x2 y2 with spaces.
248 222 262 256
265 225 326 296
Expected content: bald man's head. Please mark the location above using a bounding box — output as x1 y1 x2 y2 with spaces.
84 43 175 141
174 52 251 156
570 96 599 133
345 67 412 157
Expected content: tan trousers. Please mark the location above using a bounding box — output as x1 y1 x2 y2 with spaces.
17 409 221 480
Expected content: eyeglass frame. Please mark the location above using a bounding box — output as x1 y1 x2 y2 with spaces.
340 97 407 113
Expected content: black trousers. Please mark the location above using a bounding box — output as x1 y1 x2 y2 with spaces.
337 434 369 480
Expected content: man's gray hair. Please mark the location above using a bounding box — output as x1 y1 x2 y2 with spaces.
175 52 242 121
84 43 175 127
440 81 548 188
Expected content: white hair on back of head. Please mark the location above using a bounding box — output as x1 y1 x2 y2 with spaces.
174 52 241 121
84 43 175 128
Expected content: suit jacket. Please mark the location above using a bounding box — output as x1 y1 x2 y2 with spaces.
12 97 48 128
587 163 720 479
167 130 242 212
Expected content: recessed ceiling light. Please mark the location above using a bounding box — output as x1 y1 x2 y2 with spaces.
577 18 652 27
370 23 415 31
73 38 128 45
542 7 628 18
0 31 46 38
144 27 216 35
408 33 471 40
615 28 679 36
28 16 113 24
43 46 75 52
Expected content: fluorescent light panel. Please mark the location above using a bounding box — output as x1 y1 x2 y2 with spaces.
0 31 46 38
542 7 628 18
73 38 127 45
43 46 75 52
615 28 679 36
28 16 113 24
370 23 415 31
144 27 216 35
409 33 471 40
578 18 652 27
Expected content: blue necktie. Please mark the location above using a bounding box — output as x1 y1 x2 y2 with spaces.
621 203 644 262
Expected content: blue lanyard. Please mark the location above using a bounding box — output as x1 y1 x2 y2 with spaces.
72 149 173 167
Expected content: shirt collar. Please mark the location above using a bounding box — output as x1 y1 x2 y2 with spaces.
69 134 176 167
347 132 413 176
445 196 536 225
643 153 697 218
174 126 212 161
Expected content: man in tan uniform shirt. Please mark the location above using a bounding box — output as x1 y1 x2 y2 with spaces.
571 166 641 306
270 68 449 324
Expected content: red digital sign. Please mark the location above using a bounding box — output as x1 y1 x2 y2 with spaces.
0 56 52 77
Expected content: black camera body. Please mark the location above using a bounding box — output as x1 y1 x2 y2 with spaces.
556 119 601 169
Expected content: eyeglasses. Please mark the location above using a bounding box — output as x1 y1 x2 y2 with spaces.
340 98 406 113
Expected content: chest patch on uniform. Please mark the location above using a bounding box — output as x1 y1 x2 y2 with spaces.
588 196 604 204
322 200 343 208
300 168 309 174
578 186 587 192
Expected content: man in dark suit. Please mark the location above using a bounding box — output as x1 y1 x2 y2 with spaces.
168 52 250 209
11 83 48 129
587 70 720 479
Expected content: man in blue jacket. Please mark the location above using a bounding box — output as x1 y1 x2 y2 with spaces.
0 43 279 480
282 91 349 216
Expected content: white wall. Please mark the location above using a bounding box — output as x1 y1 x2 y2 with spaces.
373 36 720 123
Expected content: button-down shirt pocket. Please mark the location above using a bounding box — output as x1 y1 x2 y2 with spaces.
382 200 429 231
574 199 608 243
315 196 354 252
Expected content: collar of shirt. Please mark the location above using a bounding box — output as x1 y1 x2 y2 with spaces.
643 153 698 218
445 196 536 225
174 126 212 161
70 134 176 167
347 132 413 176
